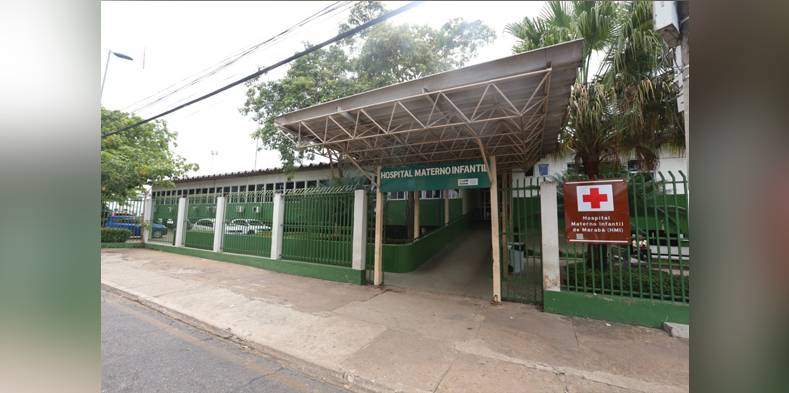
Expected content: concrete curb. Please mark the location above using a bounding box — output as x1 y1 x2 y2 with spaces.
101 282 398 393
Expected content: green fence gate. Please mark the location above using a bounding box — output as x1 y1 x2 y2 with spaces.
185 192 218 250
151 194 178 245
222 189 274 257
281 186 356 267
500 175 543 304
558 171 690 303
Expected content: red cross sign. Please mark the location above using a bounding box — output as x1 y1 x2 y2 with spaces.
564 179 629 243
582 187 608 208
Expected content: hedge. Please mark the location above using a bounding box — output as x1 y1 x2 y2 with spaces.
101 228 132 243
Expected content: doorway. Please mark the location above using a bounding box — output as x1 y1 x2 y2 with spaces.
384 188 492 299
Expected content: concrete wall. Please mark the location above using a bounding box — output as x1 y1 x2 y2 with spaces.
152 167 350 195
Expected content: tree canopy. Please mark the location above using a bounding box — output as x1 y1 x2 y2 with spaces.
241 1 495 172
508 1 684 178
101 108 198 202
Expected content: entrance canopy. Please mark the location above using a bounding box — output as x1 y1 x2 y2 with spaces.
274 39 583 173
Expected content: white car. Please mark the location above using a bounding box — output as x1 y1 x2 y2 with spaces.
191 218 247 234
229 219 271 235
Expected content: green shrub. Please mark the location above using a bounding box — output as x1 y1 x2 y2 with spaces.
101 228 132 243
562 264 689 302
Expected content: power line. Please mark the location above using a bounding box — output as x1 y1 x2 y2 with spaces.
102 1 420 138
132 1 357 118
122 1 353 115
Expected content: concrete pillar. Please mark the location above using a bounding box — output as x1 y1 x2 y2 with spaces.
540 179 560 291
461 189 470 215
373 167 384 286
489 156 501 303
270 193 284 260
443 190 450 225
413 191 420 240
142 197 153 243
174 197 188 247
212 196 226 253
352 189 368 271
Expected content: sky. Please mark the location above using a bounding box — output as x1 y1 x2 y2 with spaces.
101 1 548 176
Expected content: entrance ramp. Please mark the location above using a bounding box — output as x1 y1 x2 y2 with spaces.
384 225 492 299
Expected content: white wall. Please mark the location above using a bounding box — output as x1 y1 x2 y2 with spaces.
151 167 358 195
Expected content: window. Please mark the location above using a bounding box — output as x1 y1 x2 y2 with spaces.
285 182 294 190
524 166 535 177
537 163 549 176
306 180 317 188
188 189 195 195
266 183 274 191
295 181 305 189
202 188 208 194
447 189 460 199
387 191 406 200
275 183 284 190
231 186 238 192
239 185 246 192
420 190 442 199
257 184 265 191
223 186 230 193
627 160 641 172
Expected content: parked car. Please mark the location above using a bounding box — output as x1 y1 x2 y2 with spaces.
191 218 247 234
104 215 167 238
229 219 271 235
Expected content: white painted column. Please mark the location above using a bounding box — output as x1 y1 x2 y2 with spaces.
489 156 501 304
212 196 226 253
413 191 420 240
142 197 153 243
352 189 368 271
461 189 470 215
443 190 450 225
270 193 284 260
373 167 384 286
540 179 560 291
174 197 188 247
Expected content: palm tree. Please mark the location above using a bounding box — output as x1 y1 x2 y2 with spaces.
508 0 683 178
508 1 684 268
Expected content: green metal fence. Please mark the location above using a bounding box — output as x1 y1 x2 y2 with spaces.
101 198 145 240
222 189 274 257
500 176 543 304
281 186 356 267
185 192 218 250
559 171 689 303
151 194 178 245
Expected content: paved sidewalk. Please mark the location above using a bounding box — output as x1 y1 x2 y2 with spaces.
101 248 688 393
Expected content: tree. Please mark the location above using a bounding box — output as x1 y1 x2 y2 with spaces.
101 108 198 202
508 1 684 269
508 1 683 178
241 1 494 174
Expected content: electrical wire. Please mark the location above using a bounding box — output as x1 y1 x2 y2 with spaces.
121 1 353 115
102 1 421 138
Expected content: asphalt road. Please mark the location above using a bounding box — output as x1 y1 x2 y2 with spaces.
102 291 349 393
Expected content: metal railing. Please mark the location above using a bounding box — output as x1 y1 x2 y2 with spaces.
101 198 145 240
281 186 356 266
151 194 178 244
500 176 544 304
185 192 219 250
559 171 689 303
222 190 274 257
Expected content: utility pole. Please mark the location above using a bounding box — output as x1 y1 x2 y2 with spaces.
210 150 219 174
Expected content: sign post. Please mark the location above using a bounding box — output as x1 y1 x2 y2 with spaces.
563 179 630 244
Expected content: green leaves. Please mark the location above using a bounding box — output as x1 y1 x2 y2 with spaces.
512 1 684 178
101 108 198 202
241 1 494 172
